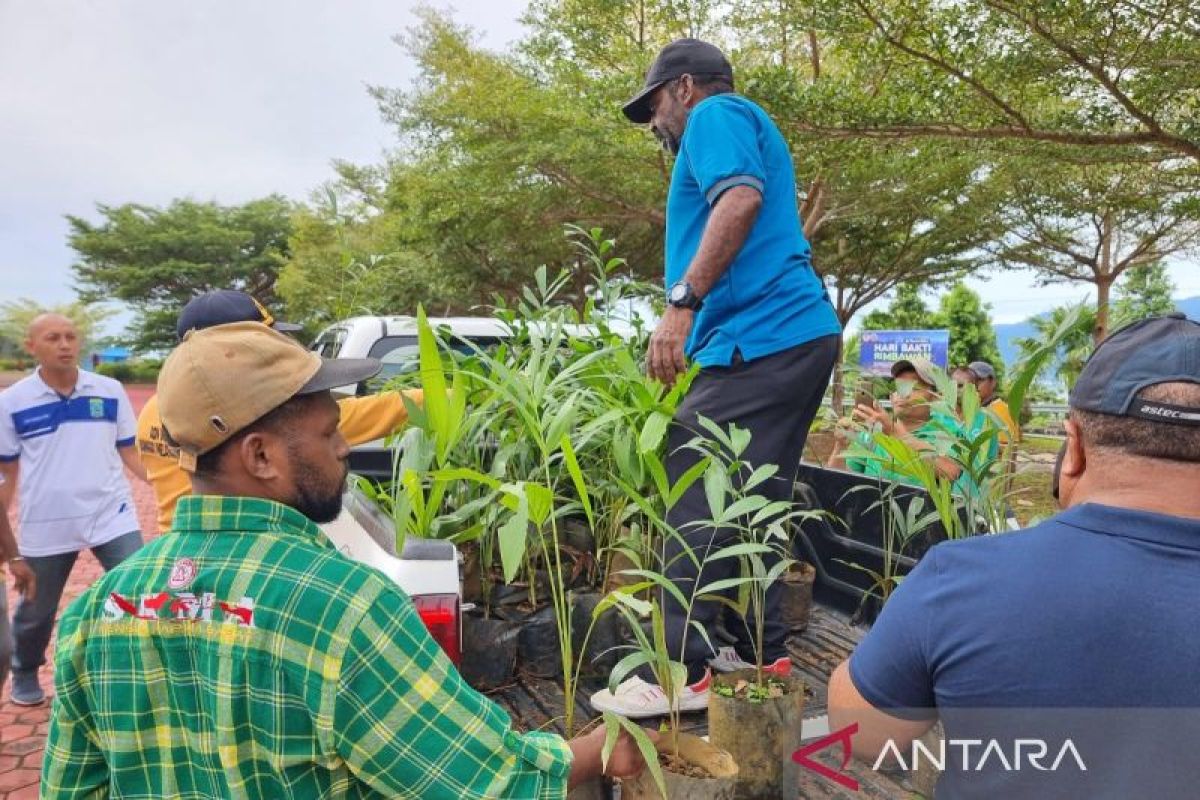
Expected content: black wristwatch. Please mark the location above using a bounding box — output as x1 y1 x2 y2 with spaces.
667 280 703 311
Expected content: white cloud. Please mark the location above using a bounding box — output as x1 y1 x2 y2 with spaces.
0 0 526 311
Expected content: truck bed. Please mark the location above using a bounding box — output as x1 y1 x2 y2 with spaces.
488 605 916 798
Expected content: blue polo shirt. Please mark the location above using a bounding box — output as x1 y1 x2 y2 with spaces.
667 94 840 367
0 368 139 556
849 503 1200 797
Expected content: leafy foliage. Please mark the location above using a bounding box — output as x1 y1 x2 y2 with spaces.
68 197 294 351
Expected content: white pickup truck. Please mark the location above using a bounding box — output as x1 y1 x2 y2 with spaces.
321 486 463 664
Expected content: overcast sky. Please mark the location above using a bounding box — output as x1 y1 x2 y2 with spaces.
1 1 1197 335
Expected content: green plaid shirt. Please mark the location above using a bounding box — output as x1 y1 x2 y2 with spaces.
43 495 571 799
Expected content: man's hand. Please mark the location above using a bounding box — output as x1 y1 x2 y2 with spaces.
647 306 694 386
567 723 658 788
602 726 658 780
852 403 894 435
8 559 35 601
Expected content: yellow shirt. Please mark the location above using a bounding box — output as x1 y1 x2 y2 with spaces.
136 389 423 532
986 397 1021 446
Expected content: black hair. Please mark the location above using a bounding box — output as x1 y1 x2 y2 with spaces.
1074 382 1200 464
667 73 735 101
193 394 321 477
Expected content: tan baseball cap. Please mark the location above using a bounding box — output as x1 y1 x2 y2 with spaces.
890 357 940 387
157 321 381 471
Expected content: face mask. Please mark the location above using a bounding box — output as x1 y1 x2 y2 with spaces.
895 380 916 399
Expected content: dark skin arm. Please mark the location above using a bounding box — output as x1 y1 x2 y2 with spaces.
567 725 658 788
648 184 763 385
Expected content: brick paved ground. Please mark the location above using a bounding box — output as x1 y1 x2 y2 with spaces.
1 384 157 799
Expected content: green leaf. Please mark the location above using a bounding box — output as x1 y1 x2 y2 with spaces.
697 575 754 596
703 460 728 520
523 482 554 527
639 411 671 455
605 712 667 800
416 307 451 462
608 651 655 694
666 455 711 510
497 496 529 585
559 433 594 530
617 568 691 614
719 495 770 524
707 542 774 561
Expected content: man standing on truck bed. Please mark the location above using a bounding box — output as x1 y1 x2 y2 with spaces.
137 290 424 532
829 314 1200 797
45 322 651 798
592 39 841 718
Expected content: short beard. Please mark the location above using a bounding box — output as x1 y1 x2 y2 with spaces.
289 452 347 524
656 128 681 155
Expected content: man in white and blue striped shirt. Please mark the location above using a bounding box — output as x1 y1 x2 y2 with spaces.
0 314 146 705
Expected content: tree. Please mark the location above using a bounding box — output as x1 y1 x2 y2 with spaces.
277 3 1006 331
994 161 1200 342
1015 305 1101 390
931 282 1005 381
68 196 294 351
795 0 1200 164
1114 261 1178 320
861 282 936 330
0 298 115 352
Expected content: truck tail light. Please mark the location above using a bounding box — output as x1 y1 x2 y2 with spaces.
411 593 461 665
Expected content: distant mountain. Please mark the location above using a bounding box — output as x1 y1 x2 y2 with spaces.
994 295 1200 368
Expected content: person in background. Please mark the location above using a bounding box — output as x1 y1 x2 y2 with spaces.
829 358 967 487
137 290 424 532
827 315 1200 797
45 322 651 798
0 314 146 706
970 360 1021 447
0 496 36 700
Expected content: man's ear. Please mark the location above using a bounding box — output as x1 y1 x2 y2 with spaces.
1061 418 1087 480
236 431 287 482
678 73 696 106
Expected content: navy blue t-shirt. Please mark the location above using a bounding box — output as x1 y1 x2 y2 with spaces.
850 503 1200 797
666 94 840 367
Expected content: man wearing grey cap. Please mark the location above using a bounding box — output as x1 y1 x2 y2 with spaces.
827 315 1200 797
592 38 841 716
968 360 1020 447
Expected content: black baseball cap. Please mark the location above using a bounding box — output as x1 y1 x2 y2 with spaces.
176 290 304 341
622 38 733 124
1069 313 1200 426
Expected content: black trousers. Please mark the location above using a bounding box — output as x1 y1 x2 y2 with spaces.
662 334 839 683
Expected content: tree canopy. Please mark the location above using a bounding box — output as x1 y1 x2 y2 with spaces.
69 196 294 351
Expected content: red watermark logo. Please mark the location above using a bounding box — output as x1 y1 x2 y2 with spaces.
792 723 860 791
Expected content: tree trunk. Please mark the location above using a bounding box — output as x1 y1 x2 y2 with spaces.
1094 211 1114 344
1094 277 1113 344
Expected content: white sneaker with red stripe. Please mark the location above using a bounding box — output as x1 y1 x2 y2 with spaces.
589 670 711 719
707 647 792 677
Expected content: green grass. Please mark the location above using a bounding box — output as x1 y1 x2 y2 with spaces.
1008 468 1058 526
1020 434 1065 456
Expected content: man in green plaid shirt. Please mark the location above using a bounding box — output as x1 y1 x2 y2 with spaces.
43 322 649 799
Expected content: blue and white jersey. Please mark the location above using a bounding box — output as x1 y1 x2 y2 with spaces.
0 369 138 556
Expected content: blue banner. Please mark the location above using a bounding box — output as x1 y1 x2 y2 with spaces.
859 330 950 376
